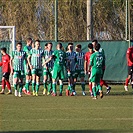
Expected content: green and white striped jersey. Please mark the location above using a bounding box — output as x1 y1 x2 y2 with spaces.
75 51 85 70
44 50 54 69
11 50 26 71
30 48 44 69
23 45 32 57
66 51 77 71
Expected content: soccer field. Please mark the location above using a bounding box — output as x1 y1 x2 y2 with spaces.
0 85 132 133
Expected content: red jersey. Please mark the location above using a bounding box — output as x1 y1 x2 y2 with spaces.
85 51 94 71
126 47 133 66
0 54 11 73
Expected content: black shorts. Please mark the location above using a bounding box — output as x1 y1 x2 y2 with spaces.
2 72 10 80
128 66 133 75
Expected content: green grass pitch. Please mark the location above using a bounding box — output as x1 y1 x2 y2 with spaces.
0 85 132 133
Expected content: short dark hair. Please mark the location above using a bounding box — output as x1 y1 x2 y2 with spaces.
92 39 98 44
68 43 73 46
45 43 48 47
76 44 82 49
95 43 101 51
47 42 53 45
26 38 32 42
88 43 93 49
16 42 22 46
35 39 40 43
58 43 63 48
1 47 6 53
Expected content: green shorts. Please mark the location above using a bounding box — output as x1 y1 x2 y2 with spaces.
13 70 25 79
67 71 75 78
31 69 42 77
52 66 65 80
43 68 52 77
74 70 85 78
90 68 102 83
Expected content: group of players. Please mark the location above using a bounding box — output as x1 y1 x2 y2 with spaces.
0 38 111 99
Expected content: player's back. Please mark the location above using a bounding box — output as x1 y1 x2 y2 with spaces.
90 51 104 70
66 51 76 71
75 51 85 70
53 50 66 67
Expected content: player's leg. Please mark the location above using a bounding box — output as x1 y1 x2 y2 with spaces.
18 78 23 97
4 72 12 94
92 82 97 99
0 76 6 94
88 72 93 97
31 69 36 96
58 69 65 96
124 66 132 91
79 70 86 96
23 74 31 95
13 71 19 96
66 71 71 96
73 71 78 95
100 69 111 94
47 69 53 95
43 68 48 95
52 67 58 96
35 69 42 96
35 76 40 96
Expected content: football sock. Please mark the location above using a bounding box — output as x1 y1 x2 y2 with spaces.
48 81 52 92
92 86 96 97
59 84 63 93
125 78 129 86
73 82 76 91
52 82 56 94
36 83 39 93
89 83 92 93
43 81 47 90
19 83 23 92
14 84 17 90
5 80 11 90
2 80 5 90
70 84 73 93
97 84 102 91
32 81 35 92
25 80 29 91
100 79 108 87
81 82 85 91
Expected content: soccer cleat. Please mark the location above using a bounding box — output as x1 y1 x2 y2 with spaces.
106 86 111 94
124 86 128 91
35 92 38 97
43 88 47 95
92 97 97 100
18 92 22 97
14 90 18 96
0 90 4 94
6 91 12 95
26 91 31 95
59 93 62 96
33 91 36 96
22 88 27 94
47 92 50 95
70 93 74 96
90 92 93 97
82 91 86 96
100 91 103 98
66 89 69 96
52 93 57 96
